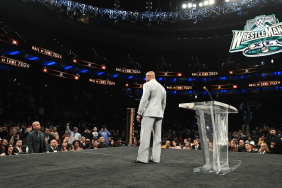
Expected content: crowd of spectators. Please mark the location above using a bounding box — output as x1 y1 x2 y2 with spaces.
1 116 281 156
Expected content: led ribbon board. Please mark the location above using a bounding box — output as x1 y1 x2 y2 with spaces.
73 59 106 70
0 34 19 45
32 46 62 59
249 81 280 87
116 68 140 74
229 68 257 74
125 83 143 88
210 84 237 90
192 72 218 76
230 15 282 57
42 68 79 80
89 79 115 85
167 86 192 90
0 56 29 68
156 71 182 77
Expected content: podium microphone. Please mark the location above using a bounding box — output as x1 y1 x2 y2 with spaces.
205 88 214 103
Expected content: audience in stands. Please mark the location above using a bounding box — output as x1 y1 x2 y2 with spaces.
13 140 25 153
109 139 115 147
258 136 266 146
67 124 81 144
98 125 111 143
83 138 92 149
92 141 98 149
172 141 181 149
0 138 8 155
98 137 107 148
244 142 256 153
73 140 83 150
49 140 61 152
53 132 61 145
92 127 99 141
61 140 72 151
1 143 18 156
266 127 282 154
238 140 246 152
162 141 171 148
229 139 238 152
257 143 270 154
183 142 192 150
192 139 201 150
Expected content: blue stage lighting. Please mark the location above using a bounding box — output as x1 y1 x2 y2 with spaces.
97 72 104 75
241 75 247 79
173 91 177 94
64 66 73 70
46 62 56 66
220 77 227 80
143 77 146 81
27 57 39 61
242 89 249 93
158 78 163 81
128 76 133 79
80 69 88 73
9 51 20 55
278 71 282 76
113 74 118 78
173 78 177 82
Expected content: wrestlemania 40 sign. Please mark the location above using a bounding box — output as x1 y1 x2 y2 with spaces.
230 15 282 57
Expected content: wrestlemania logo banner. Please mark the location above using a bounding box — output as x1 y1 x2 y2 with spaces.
230 15 282 57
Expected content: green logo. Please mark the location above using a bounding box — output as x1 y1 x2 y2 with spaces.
230 15 282 57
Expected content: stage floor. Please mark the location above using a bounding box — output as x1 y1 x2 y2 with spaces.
0 147 281 188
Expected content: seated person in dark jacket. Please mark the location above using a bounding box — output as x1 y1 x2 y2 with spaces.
49 139 61 152
238 140 246 152
266 127 282 154
243 142 256 153
83 138 92 149
44 128 54 144
13 140 26 153
192 139 201 150
98 137 108 148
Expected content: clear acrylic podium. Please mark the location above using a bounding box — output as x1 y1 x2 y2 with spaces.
179 101 241 175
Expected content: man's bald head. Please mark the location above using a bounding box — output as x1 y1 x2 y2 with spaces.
145 71 155 82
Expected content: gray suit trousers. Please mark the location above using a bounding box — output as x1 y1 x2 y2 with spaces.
137 117 162 163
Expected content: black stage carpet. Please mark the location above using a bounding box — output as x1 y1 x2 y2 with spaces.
0 147 281 188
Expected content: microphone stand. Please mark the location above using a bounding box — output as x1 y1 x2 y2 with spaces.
205 88 214 104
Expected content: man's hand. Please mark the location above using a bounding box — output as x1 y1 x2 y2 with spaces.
66 122 70 127
136 115 141 123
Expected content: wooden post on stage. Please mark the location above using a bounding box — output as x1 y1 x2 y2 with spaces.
126 108 135 146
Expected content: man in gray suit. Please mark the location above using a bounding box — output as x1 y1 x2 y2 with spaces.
132 71 166 164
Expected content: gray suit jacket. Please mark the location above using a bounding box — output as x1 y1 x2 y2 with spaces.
137 79 166 118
